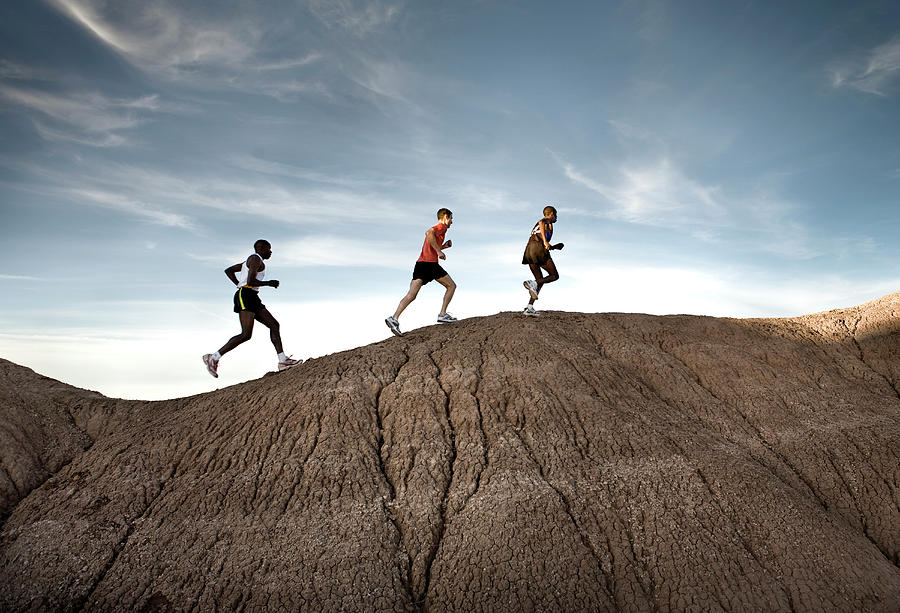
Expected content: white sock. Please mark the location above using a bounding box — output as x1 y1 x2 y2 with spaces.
212 351 221 361
277 352 287 361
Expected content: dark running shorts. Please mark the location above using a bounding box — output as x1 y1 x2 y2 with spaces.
233 287 266 314
522 236 551 266
413 261 449 285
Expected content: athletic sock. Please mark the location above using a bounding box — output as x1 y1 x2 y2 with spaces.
277 352 287 362
212 352 221 361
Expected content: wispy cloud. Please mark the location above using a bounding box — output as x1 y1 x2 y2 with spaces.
307 0 403 36
228 155 394 189
829 34 900 96
0 85 163 146
45 0 424 108
0 60 52 81
46 0 334 100
31 121 128 147
445 184 528 213
349 59 415 104
5 159 409 228
559 154 831 261
255 53 324 72
49 0 255 70
562 157 725 225
65 188 195 229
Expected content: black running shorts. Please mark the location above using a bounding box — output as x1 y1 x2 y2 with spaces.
412 261 449 285
233 287 266 314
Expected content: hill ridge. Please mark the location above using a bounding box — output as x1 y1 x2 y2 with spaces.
1 294 899 611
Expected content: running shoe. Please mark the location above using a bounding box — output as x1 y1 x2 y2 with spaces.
385 316 403 337
437 312 458 323
523 279 539 300
523 305 540 317
278 356 302 371
202 354 219 378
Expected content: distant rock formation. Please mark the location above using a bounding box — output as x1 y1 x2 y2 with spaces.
2 293 899 611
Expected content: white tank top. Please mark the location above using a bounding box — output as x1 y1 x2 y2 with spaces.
237 253 266 290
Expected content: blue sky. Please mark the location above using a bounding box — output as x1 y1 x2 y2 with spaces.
2 1 899 400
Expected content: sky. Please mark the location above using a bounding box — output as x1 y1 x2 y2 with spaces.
2 0 899 400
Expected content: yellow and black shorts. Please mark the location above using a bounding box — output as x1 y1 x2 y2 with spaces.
233 287 265 314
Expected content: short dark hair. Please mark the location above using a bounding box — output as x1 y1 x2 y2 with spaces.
253 239 270 252
543 205 557 218
437 207 453 219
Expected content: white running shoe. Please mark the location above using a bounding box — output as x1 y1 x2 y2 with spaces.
437 312 457 323
202 354 219 378
278 356 302 371
523 305 540 317
523 279 539 300
385 316 403 337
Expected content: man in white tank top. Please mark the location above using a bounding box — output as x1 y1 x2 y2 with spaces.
202 239 301 377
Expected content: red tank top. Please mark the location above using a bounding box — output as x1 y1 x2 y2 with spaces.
417 223 448 262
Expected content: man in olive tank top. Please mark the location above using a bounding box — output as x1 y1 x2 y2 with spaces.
521 205 563 316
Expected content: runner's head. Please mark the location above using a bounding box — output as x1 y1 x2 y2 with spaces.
437 208 453 226
254 239 273 259
543 205 557 222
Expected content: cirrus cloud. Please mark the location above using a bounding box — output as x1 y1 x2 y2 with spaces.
829 34 900 96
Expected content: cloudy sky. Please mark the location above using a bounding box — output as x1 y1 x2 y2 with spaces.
2 1 899 400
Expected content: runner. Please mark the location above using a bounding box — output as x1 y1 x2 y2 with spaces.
522 205 563 316
202 239 301 377
385 208 457 337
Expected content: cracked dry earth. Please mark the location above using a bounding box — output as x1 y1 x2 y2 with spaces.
2 293 900 612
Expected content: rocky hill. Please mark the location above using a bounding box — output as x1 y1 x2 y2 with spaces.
1 293 899 612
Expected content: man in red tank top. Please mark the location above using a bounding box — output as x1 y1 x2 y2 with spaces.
385 208 457 337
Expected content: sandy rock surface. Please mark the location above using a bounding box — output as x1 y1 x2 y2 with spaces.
1 294 899 611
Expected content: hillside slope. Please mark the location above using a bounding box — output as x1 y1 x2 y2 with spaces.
1 294 899 612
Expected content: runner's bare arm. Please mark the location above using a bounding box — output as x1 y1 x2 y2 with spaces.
224 263 241 285
442 239 452 249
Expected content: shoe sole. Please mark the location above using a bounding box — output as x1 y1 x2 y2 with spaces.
523 311 540 317
278 363 301 371
523 281 538 300
385 319 404 337
437 319 457 324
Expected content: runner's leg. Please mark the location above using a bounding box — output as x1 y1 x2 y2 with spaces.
393 279 424 319
436 275 456 314
255 308 284 354
538 259 559 289
218 310 256 356
527 264 544 306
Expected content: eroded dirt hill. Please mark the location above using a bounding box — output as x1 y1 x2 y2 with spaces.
1 293 900 612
